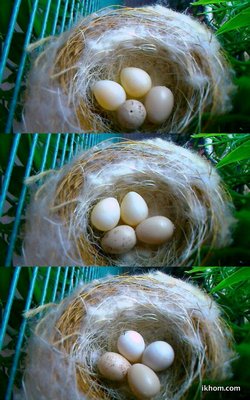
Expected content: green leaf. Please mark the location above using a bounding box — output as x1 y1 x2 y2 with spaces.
217 7 250 35
216 140 250 167
192 0 229 5
210 267 250 293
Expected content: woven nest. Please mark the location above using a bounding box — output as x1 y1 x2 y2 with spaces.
23 138 234 267
23 6 234 133
22 272 234 400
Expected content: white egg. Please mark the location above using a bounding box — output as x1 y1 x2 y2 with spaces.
97 352 131 381
117 331 145 362
92 80 126 111
127 364 161 399
117 100 146 130
135 216 175 245
120 192 148 226
101 225 136 254
90 197 120 231
120 67 152 98
142 341 175 372
144 86 174 124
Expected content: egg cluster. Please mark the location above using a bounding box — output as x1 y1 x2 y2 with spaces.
98 330 175 399
92 67 174 130
90 191 175 255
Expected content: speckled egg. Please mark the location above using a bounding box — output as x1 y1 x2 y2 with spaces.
127 364 161 399
117 100 146 129
135 216 175 245
101 225 136 254
97 352 131 381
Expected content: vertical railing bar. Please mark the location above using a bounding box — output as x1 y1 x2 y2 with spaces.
67 267 76 294
74 1 80 23
60 267 70 300
74 268 81 286
60 0 70 33
0 267 21 350
5 0 41 132
0 0 23 84
50 133 61 168
5 267 39 400
0 134 21 217
67 0 76 29
51 267 62 302
51 0 63 35
67 133 76 161
74 135 80 156
59 134 69 167
39 0 53 38
40 134 52 171
40 267 52 305
5 135 39 266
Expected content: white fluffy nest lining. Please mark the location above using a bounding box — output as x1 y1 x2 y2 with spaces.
20 272 235 400
23 138 235 267
23 5 235 133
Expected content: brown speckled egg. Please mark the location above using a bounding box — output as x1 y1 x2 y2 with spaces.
117 100 146 129
101 225 137 254
97 352 131 381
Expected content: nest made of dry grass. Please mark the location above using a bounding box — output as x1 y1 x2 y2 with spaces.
23 6 235 133
23 138 234 267
23 272 235 400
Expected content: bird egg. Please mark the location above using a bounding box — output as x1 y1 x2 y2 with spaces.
145 86 174 124
142 341 175 372
92 80 126 111
120 67 152 98
121 191 148 226
101 225 136 254
128 364 161 399
117 100 146 129
90 197 120 231
117 331 145 362
97 352 131 381
135 216 175 245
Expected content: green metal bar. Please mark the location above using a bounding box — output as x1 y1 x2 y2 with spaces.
40 135 52 171
5 267 39 400
5 135 39 266
67 0 76 28
0 134 20 217
67 267 76 294
39 0 53 38
5 0 41 132
51 0 63 34
40 267 52 305
0 267 21 350
51 267 62 302
60 0 70 32
0 0 22 85
50 134 61 168
60 267 70 300
59 134 70 167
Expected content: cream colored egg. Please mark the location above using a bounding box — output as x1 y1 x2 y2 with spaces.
90 197 120 231
97 352 131 381
142 341 175 372
117 100 146 130
121 192 148 226
117 331 145 363
92 80 126 111
128 364 161 399
145 86 174 124
120 67 152 98
136 216 175 245
101 225 136 254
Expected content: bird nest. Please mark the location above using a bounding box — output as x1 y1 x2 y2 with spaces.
22 272 234 400
23 138 234 266
23 6 234 133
